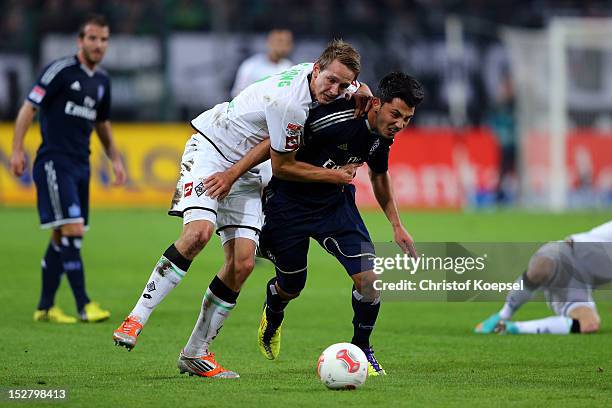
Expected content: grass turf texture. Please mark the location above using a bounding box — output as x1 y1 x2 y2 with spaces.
1 208 611 406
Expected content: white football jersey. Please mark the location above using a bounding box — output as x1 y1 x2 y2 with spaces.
191 62 359 164
192 62 316 163
231 54 294 97
570 221 612 242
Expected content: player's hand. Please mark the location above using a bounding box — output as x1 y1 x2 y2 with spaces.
335 163 362 184
394 225 418 258
204 171 237 200
347 83 374 117
111 157 127 186
10 150 26 177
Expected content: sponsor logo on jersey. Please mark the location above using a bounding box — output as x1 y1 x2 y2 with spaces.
64 101 97 120
84 96 96 108
184 182 193 197
70 81 81 91
28 86 46 104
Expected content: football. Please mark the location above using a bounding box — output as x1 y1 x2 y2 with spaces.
317 343 368 390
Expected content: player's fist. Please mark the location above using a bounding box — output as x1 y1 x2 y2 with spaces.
335 163 362 184
10 150 26 177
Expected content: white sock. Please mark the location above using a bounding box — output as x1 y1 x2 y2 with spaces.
183 287 236 357
130 255 187 324
499 274 537 319
515 316 573 334
499 303 514 320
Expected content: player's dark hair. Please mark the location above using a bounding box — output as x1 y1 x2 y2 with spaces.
376 72 424 108
316 39 361 78
78 14 109 38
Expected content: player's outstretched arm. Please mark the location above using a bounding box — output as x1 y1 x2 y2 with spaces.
95 120 127 185
370 169 417 257
10 101 37 177
271 149 359 184
204 138 272 199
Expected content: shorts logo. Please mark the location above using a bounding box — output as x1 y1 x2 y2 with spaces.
68 203 81 218
285 123 303 150
184 182 193 197
195 182 205 197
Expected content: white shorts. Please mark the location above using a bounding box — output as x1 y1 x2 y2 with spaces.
168 134 264 245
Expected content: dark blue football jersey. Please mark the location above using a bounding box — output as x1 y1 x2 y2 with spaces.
27 55 111 164
270 98 392 203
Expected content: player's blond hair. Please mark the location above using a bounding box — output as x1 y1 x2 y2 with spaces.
316 39 361 78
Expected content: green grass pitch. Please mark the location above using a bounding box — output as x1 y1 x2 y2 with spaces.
1 208 611 406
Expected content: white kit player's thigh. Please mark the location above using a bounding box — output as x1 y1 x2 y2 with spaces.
216 173 263 246
169 134 230 225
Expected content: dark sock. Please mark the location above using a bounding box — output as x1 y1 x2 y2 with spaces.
209 275 239 304
60 236 90 312
37 241 63 310
265 277 289 327
570 319 581 334
351 287 380 349
164 243 193 272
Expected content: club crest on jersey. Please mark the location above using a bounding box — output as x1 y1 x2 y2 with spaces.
195 182 205 197
184 182 193 197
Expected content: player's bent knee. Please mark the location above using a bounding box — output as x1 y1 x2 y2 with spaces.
180 221 214 252
526 256 555 285
230 257 256 282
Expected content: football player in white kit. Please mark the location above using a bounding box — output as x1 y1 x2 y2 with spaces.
113 40 368 378
476 221 612 335
230 29 294 206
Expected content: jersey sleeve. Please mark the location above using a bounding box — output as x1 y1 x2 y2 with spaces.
366 139 391 174
266 100 307 153
97 79 111 122
26 61 65 108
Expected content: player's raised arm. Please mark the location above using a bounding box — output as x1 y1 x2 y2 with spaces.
94 120 127 185
369 169 417 258
10 101 38 177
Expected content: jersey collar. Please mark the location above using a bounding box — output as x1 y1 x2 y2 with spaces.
76 55 96 77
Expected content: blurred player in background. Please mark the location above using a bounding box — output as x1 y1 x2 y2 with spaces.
114 40 370 379
255 72 423 376
231 29 294 202
10 14 126 324
231 29 294 98
476 221 612 335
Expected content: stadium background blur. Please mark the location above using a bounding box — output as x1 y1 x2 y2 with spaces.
2 3 612 406
2 0 612 211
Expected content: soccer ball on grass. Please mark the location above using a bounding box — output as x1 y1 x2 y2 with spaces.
317 342 368 390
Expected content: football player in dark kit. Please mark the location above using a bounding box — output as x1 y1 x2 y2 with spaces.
257 72 424 376
10 14 126 323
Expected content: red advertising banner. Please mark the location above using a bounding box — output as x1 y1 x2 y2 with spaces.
353 128 500 208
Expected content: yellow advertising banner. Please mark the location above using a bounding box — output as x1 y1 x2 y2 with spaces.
0 123 194 207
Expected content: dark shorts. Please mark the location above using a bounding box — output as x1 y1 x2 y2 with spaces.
32 155 90 229
259 184 375 277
